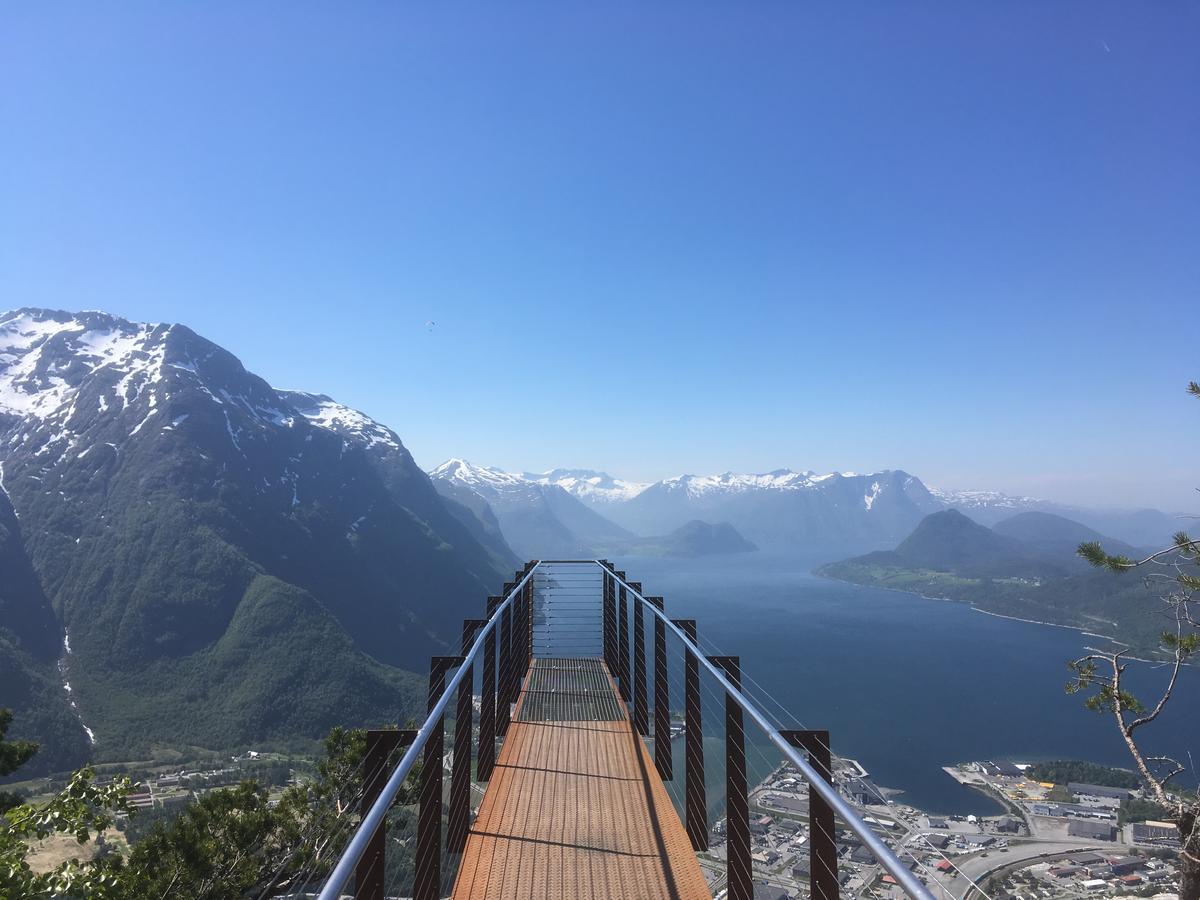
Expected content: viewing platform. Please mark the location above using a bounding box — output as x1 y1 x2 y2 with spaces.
315 560 937 900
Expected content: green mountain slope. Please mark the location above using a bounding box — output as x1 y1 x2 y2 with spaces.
0 309 505 769
817 509 1172 656
0 487 87 774
991 510 1144 563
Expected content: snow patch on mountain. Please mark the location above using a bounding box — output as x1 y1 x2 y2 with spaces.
927 486 1043 509
58 629 96 745
0 309 168 419
658 469 890 498
864 480 882 510
277 391 401 451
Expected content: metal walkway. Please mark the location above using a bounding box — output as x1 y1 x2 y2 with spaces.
451 658 709 900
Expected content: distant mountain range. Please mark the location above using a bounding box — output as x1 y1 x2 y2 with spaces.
428 459 633 559
0 308 514 772
817 509 1169 655
430 463 1185 560
595 520 758 559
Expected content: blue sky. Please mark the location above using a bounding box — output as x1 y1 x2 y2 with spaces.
2 4 1198 510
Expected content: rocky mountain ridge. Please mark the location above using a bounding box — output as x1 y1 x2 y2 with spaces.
445 460 1184 553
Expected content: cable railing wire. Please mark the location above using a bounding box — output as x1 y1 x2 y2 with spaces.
636 565 970 900
278 745 383 895
566 562 963 900
687 655 850 898
685 604 993 900
603 562 938 900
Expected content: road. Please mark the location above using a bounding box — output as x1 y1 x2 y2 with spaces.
933 840 1111 900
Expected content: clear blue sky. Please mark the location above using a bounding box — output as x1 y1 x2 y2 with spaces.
2 4 1198 510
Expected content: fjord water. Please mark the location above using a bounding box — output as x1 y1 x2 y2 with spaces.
615 552 1200 816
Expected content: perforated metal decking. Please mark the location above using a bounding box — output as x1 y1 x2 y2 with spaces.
517 658 624 722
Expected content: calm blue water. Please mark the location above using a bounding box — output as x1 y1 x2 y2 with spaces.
614 552 1200 816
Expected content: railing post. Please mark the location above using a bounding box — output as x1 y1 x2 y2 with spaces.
617 574 631 702
631 584 648 735
709 655 750 900
477 597 500 782
780 730 839 900
416 655 463 900
673 618 706 851
523 573 534 667
354 728 416 900
498 592 513 737
602 568 615 673
449 620 485 854
650 597 671 780
506 580 521 707
519 577 526 667
511 573 527 680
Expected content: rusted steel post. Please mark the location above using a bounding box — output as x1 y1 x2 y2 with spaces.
416 656 462 900
650 597 672 780
632 589 648 736
448 620 485 853
477 597 500 782
673 618 706 851
498 599 513 737
602 570 615 673
354 729 415 900
709 655 750 900
523 577 533 667
617 575 631 702
511 574 528 688
511 579 524 697
781 730 839 900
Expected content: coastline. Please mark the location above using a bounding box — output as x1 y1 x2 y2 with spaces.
813 571 1174 665
942 765 1025 819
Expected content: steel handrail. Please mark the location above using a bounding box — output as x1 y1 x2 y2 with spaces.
599 560 937 900
316 562 542 900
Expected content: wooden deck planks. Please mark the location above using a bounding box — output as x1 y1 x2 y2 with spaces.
451 661 710 900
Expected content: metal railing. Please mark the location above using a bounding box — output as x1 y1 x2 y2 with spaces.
315 562 540 900
602 562 936 900
317 557 937 900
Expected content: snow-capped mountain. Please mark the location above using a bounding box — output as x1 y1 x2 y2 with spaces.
607 468 943 549
0 308 509 769
927 487 1043 515
277 395 519 572
428 459 632 558
525 468 650 506
431 459 946 554
431 458 544 501
472 458 1182 552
